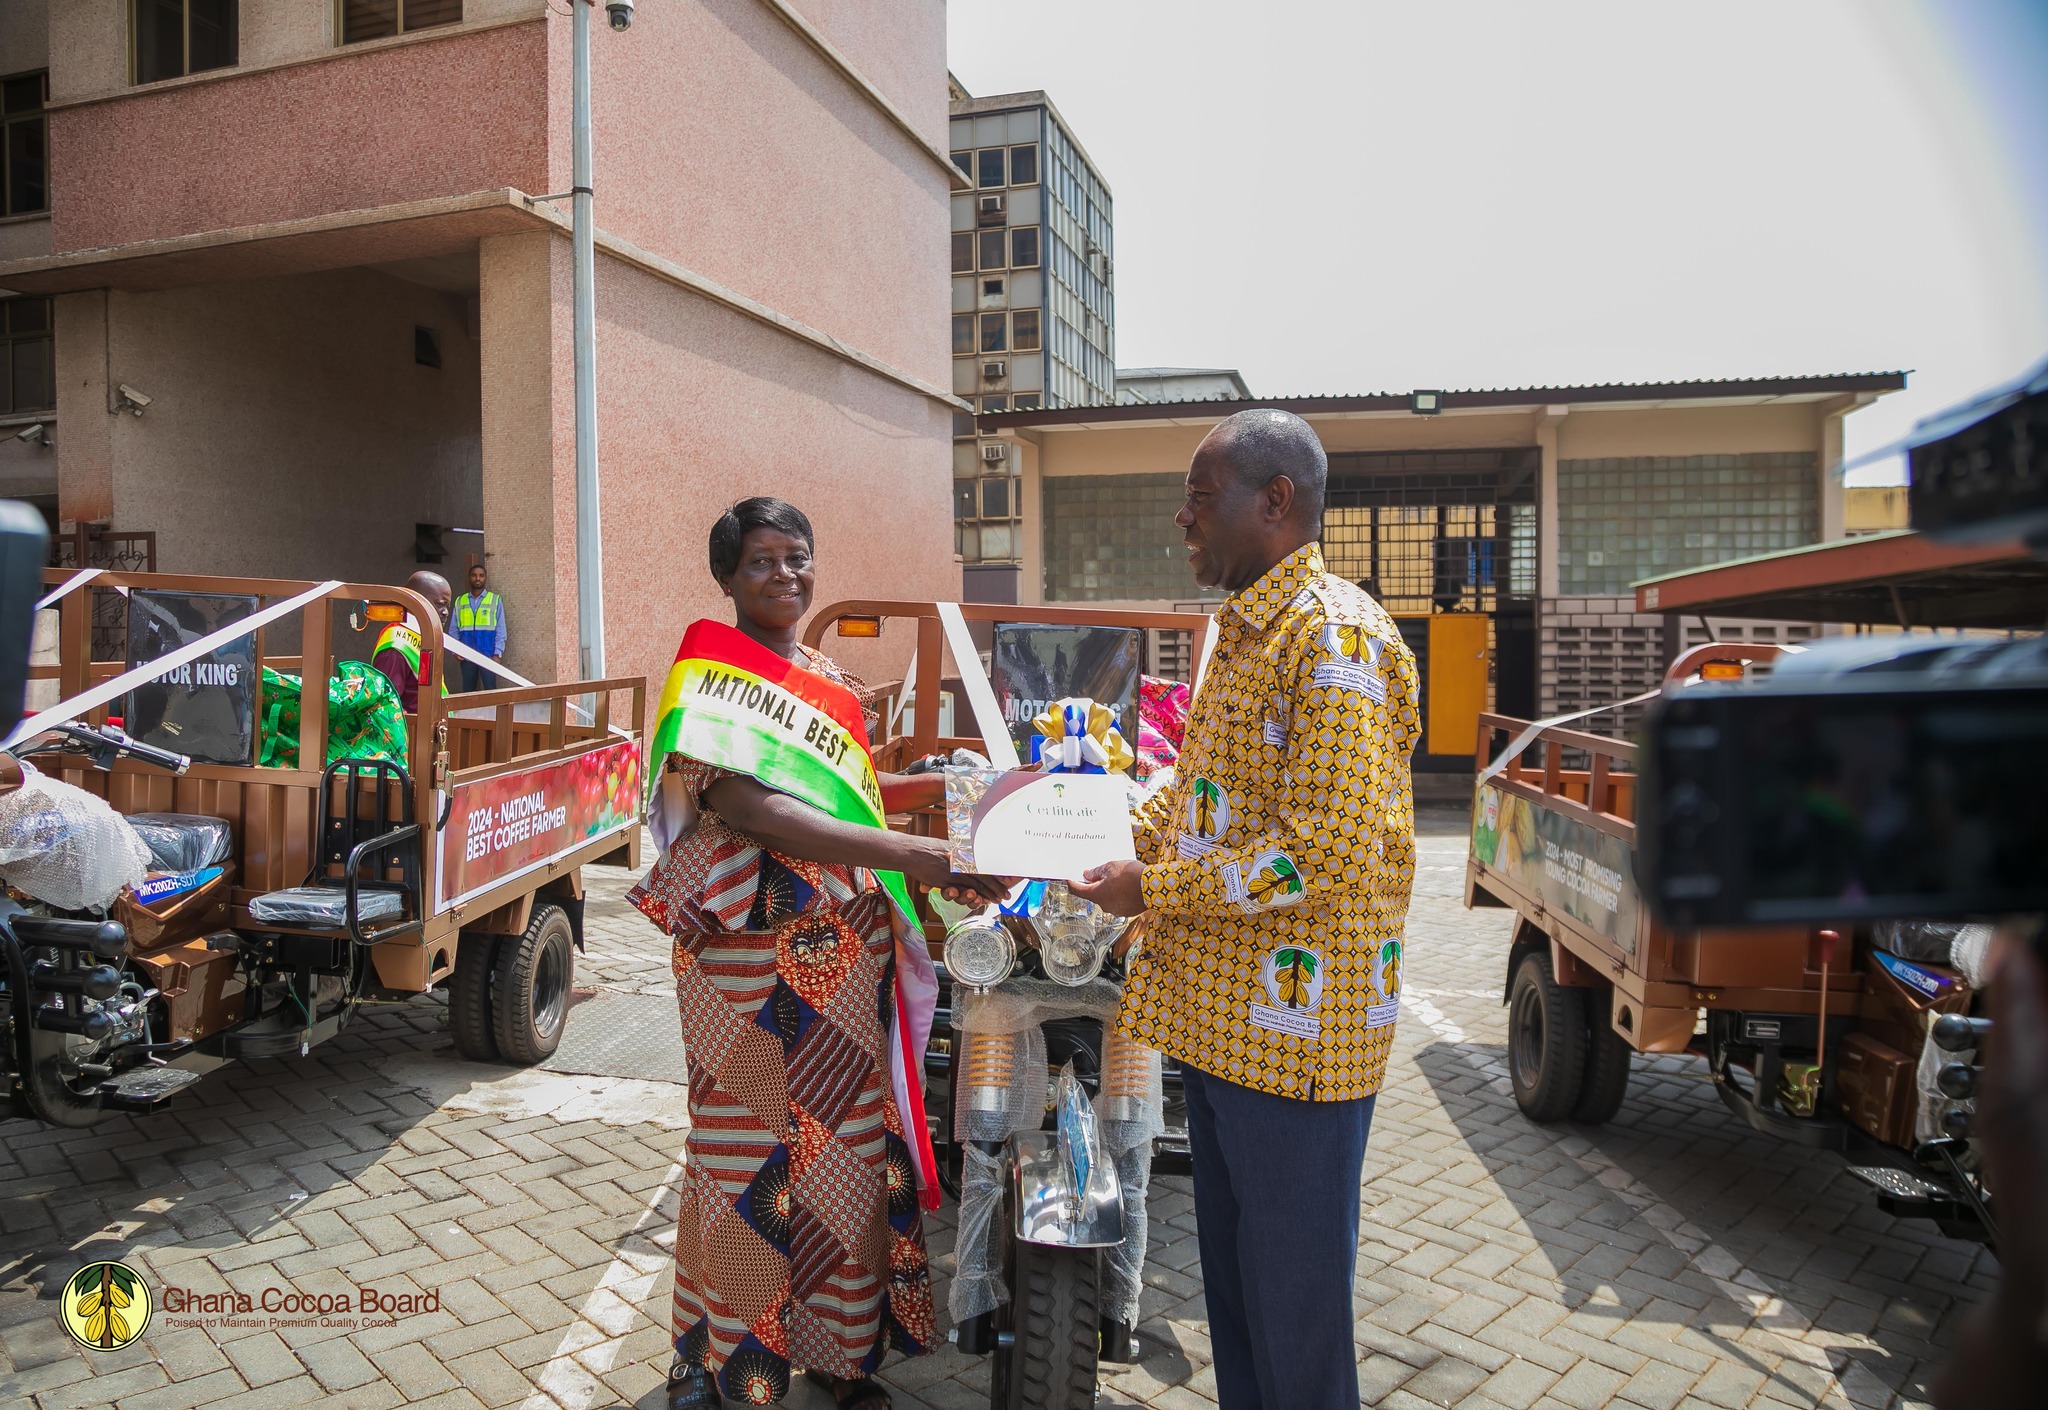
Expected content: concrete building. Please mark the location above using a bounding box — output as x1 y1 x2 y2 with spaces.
977 374 1905 766
1117 367 1251 405
0 0 963 690
948 79 1113 568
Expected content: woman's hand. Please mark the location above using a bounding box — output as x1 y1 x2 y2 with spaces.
893 833 1013 905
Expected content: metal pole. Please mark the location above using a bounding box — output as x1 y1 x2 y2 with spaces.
571 0 606 679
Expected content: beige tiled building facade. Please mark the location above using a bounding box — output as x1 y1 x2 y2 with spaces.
975 376 1904 763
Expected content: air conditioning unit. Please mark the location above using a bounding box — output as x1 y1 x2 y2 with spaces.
980 442 1009 463
982 360 1008 382
978 193 1006 217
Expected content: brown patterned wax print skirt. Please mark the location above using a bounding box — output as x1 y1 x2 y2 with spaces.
668 888 935 1404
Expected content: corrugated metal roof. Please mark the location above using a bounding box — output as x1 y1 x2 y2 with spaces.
983 371 1908 432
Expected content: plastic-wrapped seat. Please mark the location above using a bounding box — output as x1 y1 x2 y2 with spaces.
245 758 421 943
128 813 234 873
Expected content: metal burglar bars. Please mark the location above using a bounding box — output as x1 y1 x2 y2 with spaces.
1319 449 1539 613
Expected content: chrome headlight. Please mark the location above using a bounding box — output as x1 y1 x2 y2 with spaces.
944 911 1016 990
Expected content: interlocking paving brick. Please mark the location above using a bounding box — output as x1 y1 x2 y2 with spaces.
0 819 1994 1409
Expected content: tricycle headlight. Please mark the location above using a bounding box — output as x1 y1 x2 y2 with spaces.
944 912 1015 990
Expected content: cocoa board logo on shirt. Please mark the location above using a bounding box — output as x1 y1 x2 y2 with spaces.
1244 850 1305 910
63 1261 152 1352
1185 777 1230 842
1260 944 1324 1013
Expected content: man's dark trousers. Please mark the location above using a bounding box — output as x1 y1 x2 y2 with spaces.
1181 1063 1375 1410
458 659 498 693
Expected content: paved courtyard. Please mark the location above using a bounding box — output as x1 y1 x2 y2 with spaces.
0 813 1992 1410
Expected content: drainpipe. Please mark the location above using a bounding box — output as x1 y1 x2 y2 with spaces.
571 0 606 680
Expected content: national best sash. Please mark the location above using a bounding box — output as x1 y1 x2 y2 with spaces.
650 619 942 1208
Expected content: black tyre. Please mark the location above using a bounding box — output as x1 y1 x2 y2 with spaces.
490 904 574 1065
991 1230 1100 1410
1507 950 1588 1123
1572 994 1633 1124
449 933 500 1063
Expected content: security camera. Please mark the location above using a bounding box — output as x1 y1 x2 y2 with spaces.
606 0 633 30
13 423 48 446
116 384 152 415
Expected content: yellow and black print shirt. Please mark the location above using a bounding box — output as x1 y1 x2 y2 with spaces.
1115 544 1421 1100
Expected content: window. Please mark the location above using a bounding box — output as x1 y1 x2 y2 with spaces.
977 229 1006 271
952 410 976 438
982 277 1005 298
1 298 53 414
951 232 974 273
980 314 1006 353
951 150 970 177
978 395 1008 413
951 313 974 356
977 148 1004 189
133 0 238 83
1 73 45 217
1557 453 1819 593
340 0 464 45
1012 393 1041 412
1012 309 1040 352
1009 226 1039 269
980 478 1011 519
1008 144 1037 185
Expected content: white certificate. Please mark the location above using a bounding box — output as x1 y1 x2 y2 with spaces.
945 769 1137 881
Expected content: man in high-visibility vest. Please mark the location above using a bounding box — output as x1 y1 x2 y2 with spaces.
373 570 452 713
452 562 509 691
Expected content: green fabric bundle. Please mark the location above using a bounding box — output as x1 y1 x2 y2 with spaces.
259 663 410 770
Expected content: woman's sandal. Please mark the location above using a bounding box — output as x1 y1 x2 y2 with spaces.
803 1369 891 1409
666 1361 721 1410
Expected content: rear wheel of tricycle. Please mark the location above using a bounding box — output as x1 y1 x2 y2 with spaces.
990 1223 1101 1409
491 904 574 1065
1508 950 1588 1123
1572 994 1634 1124
449 934 500 1063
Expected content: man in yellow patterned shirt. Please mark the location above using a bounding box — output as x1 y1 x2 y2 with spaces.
1075 408 1419 1410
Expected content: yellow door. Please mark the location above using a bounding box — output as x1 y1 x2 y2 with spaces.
1427 614 1490 756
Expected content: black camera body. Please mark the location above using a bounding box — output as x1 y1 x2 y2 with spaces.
1639 635 2048 927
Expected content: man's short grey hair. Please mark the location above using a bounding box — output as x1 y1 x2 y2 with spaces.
1210 408 1328 529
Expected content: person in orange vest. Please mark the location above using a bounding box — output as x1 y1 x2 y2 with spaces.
372 571 452 713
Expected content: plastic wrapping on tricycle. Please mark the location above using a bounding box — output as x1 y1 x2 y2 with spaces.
947 978 1164 1329
127 812 234 873
248 886 403 928
0 762 153 911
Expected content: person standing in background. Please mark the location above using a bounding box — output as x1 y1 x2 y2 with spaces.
373 570 452 713
452 562 508 691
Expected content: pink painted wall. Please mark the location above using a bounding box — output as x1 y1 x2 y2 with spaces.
786 0 950 144
50 23 549 252
559 0 952 387
586 257 955 695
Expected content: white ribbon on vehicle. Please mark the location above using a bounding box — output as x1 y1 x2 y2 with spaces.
934 600 1022 769
437 633 628 738
4 580 345 749
35 568 102 611
1475 688 1664 786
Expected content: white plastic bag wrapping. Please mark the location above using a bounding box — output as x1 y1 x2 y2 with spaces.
248 886 404 927
127 812 235 872
0 762 151 911
947 978 1165 1327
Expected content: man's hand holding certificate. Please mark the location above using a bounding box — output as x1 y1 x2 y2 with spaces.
945 767 1137 882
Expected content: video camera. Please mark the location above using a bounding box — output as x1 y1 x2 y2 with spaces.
1639 358 2048 929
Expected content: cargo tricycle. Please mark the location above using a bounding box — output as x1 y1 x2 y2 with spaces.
1 570 642 1128
1466 641 1995 1243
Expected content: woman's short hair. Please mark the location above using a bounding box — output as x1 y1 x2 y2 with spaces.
708 497 815 581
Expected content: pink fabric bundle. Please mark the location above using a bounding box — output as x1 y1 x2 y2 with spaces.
1136 674 1191 780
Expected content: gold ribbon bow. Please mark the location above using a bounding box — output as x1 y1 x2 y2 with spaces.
1030 696 1135 775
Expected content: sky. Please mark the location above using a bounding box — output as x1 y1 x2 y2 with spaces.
947 0 2048 484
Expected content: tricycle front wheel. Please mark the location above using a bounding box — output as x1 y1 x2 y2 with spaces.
991 1231 1101 1410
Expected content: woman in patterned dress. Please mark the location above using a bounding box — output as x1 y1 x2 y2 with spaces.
631 498 1007 1410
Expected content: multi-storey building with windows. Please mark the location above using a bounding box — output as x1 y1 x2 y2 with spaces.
948 79 1113 573
0 1 963 690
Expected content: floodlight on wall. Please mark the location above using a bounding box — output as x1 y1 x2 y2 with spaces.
115 385 153 416
13 424 50 447
1410 390 1443 416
